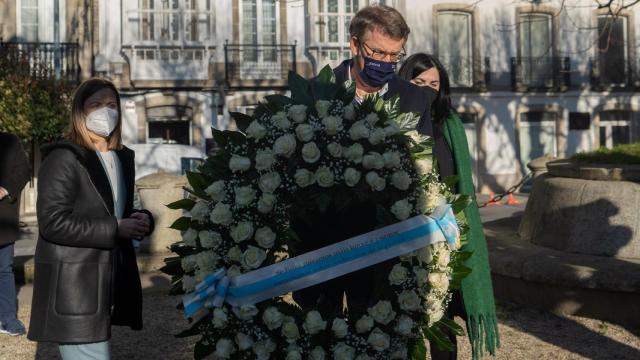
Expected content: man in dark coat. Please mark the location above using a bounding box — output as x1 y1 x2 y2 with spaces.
0 132 31 336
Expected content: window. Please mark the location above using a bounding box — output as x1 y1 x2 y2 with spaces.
569 112 591 130
519 111 557 170
599 110 631 148
130 0 215 44
241 0 278 62
146 106 192 145
437 11 473 87
519 13 553 87
597 16 628 86
20 0 39 42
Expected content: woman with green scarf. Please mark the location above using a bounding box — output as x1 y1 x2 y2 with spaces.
398 54 500 360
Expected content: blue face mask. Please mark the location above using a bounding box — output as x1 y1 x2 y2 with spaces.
358 55 397 88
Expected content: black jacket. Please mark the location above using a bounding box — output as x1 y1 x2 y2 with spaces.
28 140 154 344
0 132 31 246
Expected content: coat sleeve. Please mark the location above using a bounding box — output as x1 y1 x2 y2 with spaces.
0 134 30 196
37 149 118 249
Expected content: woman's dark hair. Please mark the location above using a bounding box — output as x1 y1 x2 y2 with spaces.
397 53 453 123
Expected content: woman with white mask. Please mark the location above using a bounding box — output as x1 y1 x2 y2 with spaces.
28 78 155 359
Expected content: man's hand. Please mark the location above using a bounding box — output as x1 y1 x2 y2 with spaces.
0 187 8 201
130 212 150 227
117 217 150 239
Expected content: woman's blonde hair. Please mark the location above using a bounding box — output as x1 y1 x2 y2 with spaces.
66 78 123 150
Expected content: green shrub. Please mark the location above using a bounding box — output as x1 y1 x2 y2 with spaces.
571 143 640 164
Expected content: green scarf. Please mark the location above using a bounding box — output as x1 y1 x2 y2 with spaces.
443 112 500 359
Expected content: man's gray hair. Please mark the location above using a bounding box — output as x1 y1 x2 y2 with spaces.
349 5 410 41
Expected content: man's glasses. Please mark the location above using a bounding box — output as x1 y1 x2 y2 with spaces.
359 40 406 62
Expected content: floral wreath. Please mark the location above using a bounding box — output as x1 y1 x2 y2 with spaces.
162 67 472 360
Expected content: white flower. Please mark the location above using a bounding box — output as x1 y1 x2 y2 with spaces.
349 121 370 140
181 255 197 272
355 315 374 333
310 347 326 360
344 143 364 163
252 340 276 359
262 306 285 330
294 168 315 188
288 104 308 123
436 249 451 271
182 275 196 292
322 115 343 135
383 151 402 169
255 149 276 171
246 120 267 139
182 228 198 247
230 221 254 243
229 155 251 172
234 185 256 207
226 246 242 262
194 269 207 282
365 171 386 191
295 124 314 142
367 328 391 351
327 142 343 157
388 263 408 285
316 100 331 117
273 111 291 130
333 342 355 360
415 159 433 176
212 308 228 328
257 193 276 213
303 310 327 335
210 202 233 225
302 142 321 163
274 134 297 157
195 251 218 271
241 245 267 269
395 315 415 337
232 305 259 320
384 120 400 136
286 349 302 360
189 200 209 222
205 180 226 202
343 167 361 187
255 226 276 248
235 332 254 351
415 245 433 264
368 128 386 145
363 152 384 170
391 170 411 190
258 172 281 193
331 318 349 338
364 113 379 125
390 199 412 220
281 317 300 342
315 166 335 188
428 272 450 292
428 303 445 326
368 300 396 325
227 265 242 277
398 290 422 311
199 230 222 248
343 104 356 120
214 338 235 359
390 346 408 359
413 266 429 288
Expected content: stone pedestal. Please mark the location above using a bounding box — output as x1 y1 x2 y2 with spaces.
136 173 187 254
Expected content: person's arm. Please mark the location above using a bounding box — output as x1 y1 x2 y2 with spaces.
0 134 29 198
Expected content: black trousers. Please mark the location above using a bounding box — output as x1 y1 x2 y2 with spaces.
429 290 466 360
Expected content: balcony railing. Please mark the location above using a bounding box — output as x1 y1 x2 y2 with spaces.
224 42 296 86
121 44 215 81
0 41 80 82
590 57 639 90
510 57 570 91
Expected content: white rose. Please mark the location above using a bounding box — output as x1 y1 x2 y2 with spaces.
413 266 429 288
368 128 386 145
344 143 364 163
364 113 379 126
181 255 197 272
390 346 408 359
302 142 321 163
229 155 251 172
368 300 396 325
327 142 343 157
273 134 297 157
343 104 356 120
331 318 349 338
230 221 254 243
333 342 355 360
227 265 242 277
235 332 254 351
415 245 434 264
395 315 415 337
232 305 259 320
349 121 370 140
388 263 408 285
258 172 281 194
205 180 226 202
365 171 386 191
255 149 276 171
212 308 228 328
398 290 422 311
391 170 411 190
322 115 343 135
246 120 267 139
343 167 361 187
367 327 391 351
294 168 315 188
428 304 445 326
196 251 218 271
428 272 450 292
281 317 300 342
255 226 276 248
252 340 276 359
288 104 308 123
273 111 291 130
182 228 198 247
315 100 331 117
226 246 242 262
436 249 451 271
262 306 285 330
194 269 207 283
199 230 221 248
286 350 302 360
257 193 276 213
310 347 326 360
415 159 433 176
210 202 232 225
355 315 374 333
295 123 314 142
315 166 335 188
363 152 384 170
214 338 235 359
383 151 402 169
390 199 412 220
384 120 401 136
303 310 327 335
189 200 209 222
234 185 256 207
182 275 196 292
241 245 267 269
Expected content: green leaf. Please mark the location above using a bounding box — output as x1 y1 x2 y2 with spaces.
385 94 401 119
451 264 473 281
451 194 472 214
166 198 196 210
424 325 455 352
443 175 459 192
170 216 192 231
373 96 385 112
437 317 465 337
337 80 356 105
211 128 229 148
265 94 293 109
194 339 215 360
176 315 210 338
288 71 314 107
395 112 421 131
229 111 253 133
317 65 336 84
186 171 209 197
160 257 184 276
408 339 427 360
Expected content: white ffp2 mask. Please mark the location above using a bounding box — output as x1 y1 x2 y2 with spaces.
86 107 119 137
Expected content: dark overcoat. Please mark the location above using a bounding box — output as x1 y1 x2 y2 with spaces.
0 132 31 247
